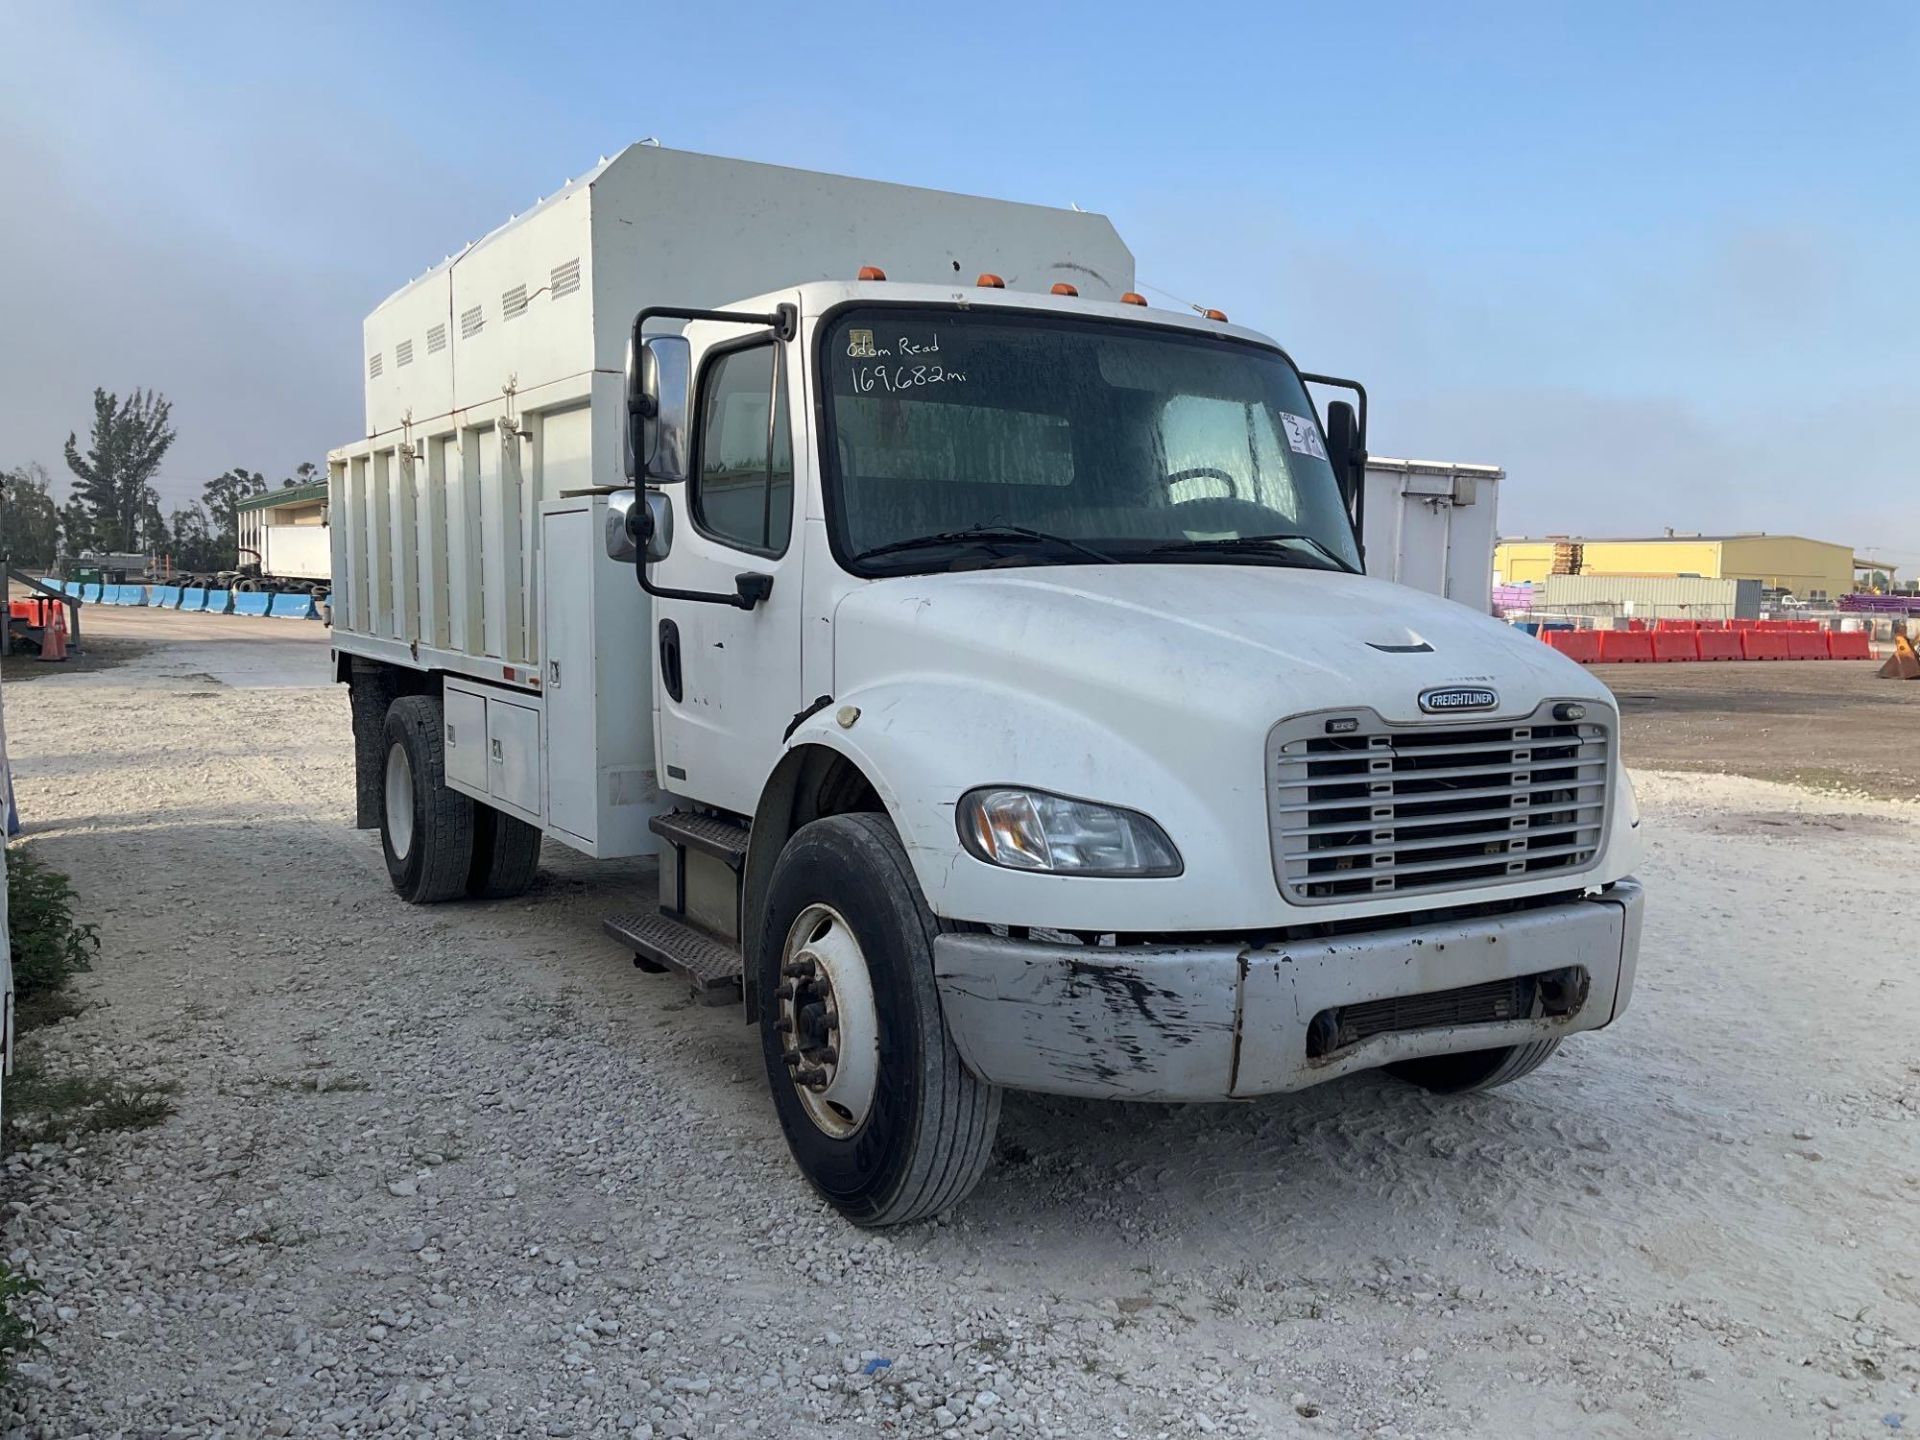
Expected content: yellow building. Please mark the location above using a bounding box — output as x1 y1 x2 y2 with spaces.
1494 533 1857 601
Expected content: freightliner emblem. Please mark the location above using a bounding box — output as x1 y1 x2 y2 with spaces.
1418 686 1499 714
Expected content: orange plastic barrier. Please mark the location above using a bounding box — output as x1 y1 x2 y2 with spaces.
1786 631 1829 660
1696 630 1743 661
1654 618 1697 631
1740 630 1790 660
1542 629 1602 663
1651 630 1698 661
1597 629 1655 662
1826 630 1872 660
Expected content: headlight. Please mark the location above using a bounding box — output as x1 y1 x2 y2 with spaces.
1625 773 1642 830
956 788 1182 877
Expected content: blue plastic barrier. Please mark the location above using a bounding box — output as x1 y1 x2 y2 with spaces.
62 580 83 598
120 585 149 606
206 589 235 615
266 592 314 620
231 592 271 617
147 585 182 608
179 587 207 613
80 583 102 604
98 585 122 605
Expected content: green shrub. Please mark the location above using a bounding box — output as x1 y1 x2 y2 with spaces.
7 848 97 1002
0 1260 42 1383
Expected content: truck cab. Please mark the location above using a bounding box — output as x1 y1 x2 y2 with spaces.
331 149 1643 1227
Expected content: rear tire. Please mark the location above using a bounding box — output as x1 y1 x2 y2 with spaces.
755 812 1000 1227
467 805 542 899
380 696 474 904
1387 1038 1562 1094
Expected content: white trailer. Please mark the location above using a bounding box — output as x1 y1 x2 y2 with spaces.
331 146 1644 1226
1363 457 1504 612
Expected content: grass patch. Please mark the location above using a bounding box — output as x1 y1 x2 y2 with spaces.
265 1074 372 1095
12 991 87 1032
7 1058 176 1145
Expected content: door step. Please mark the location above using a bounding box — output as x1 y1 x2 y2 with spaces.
603 910 743 1006
649 810 749 870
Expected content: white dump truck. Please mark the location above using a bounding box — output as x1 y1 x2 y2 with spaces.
330 147 1644 1226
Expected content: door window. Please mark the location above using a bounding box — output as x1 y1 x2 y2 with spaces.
694 345 793 555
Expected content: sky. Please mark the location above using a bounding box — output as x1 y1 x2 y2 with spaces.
2 1 1916 568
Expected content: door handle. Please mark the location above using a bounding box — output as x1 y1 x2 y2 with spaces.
658 619 683 703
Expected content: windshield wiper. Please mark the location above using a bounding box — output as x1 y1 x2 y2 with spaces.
856 525 1117 566
1141 532 1358 573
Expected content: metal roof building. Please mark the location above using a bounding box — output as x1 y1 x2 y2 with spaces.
236 480 329 582
1495 532 1856 601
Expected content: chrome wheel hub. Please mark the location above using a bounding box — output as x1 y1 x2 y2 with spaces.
775 902 879 1138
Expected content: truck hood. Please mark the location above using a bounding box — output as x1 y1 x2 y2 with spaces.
831 564 1606 726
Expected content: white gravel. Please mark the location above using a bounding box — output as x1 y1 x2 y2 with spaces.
1 612 1916 1437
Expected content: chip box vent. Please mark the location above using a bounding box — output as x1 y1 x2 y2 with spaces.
426 323 447 355
460 305 484 340
502 284 528 320
551 257 581 298
367 351 383 379
395 338 414 368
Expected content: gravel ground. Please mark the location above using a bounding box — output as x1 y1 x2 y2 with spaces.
1 614 1916 1438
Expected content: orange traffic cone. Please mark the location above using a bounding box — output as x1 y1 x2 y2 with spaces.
37 604 68 662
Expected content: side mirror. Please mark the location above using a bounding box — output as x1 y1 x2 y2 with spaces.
1325 400 1366 513
604 488 674 564
640 489 674 564
605 490 640 562
623 334 692 484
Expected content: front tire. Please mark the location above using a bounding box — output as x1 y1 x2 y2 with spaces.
380 695 475 904
1387 1038 1562 1094
755 813 1000 1227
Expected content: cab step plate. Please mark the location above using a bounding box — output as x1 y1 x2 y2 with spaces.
649 811 749 869
604 910 743 1006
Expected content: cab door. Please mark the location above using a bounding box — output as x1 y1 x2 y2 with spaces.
650 330 804 814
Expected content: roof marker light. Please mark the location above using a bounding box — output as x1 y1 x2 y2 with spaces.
1121 292 1148 306
977 273 1005 288
857 265 887 281
1051 282 1079 296
1203 308 1229 322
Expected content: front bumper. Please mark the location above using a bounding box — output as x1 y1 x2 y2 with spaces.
932 879 1644 1100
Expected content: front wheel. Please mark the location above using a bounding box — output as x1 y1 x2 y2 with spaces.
1387 1038 1562 1094
755 813 1000 1227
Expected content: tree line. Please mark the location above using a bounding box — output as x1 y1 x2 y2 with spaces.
0 387 319 575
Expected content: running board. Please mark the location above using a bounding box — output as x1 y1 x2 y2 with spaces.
603 910 743 1006
649 810 749 869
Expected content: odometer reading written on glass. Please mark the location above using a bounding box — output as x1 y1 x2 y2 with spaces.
844 327 969 394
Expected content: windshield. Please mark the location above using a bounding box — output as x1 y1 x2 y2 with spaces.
820 306 1361 575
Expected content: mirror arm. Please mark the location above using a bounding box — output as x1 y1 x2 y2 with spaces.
631 302 795 358
636 564 772 611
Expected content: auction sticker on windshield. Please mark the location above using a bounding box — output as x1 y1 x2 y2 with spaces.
1279 412 1328 460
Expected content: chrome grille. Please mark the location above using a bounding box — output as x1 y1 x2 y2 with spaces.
1268 704 1611 904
